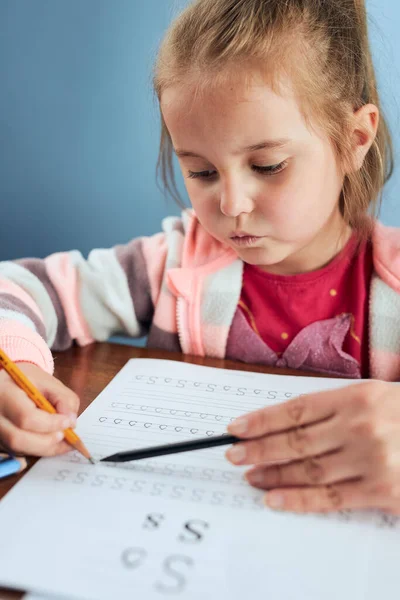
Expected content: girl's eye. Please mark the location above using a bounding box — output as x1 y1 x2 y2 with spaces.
252 161 287 175
187 161 287 180
187 169 216 180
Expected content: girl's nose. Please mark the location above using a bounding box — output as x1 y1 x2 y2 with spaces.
219 179 254 217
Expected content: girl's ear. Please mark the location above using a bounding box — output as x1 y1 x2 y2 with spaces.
349 103 379 172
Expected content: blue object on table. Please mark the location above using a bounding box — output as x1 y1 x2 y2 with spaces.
109 335 147 347
0 457 22 479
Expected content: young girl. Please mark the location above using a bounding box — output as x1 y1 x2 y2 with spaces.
0 0 398 515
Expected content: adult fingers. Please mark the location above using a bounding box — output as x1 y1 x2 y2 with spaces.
246 449 364 489
227 386 353 439
263 480 373 513
226 416 343 465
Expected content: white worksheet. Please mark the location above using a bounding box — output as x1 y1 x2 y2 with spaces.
1 359 399 600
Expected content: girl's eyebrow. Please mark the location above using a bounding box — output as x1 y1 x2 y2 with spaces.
243 138 291 152
175 138 291 159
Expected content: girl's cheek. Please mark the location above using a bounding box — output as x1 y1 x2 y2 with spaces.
191 196 215 219
258 190 298 223
261 195 318 239
188 185 213 207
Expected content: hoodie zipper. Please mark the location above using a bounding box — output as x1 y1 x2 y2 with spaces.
174 251 239 357
367 273 375 378
176 282 204 356
176 296 191 354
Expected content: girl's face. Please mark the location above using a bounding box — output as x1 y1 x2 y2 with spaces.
161 75 349 274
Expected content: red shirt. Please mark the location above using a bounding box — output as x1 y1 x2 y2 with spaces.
239 236 373 378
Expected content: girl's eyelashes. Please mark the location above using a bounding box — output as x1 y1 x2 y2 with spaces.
252 160 287 175
187 169 216 180
187 160 287 180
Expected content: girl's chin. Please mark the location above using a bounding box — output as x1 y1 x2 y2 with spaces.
237 245 294 270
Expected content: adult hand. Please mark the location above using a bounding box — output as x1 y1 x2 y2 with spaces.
226 381 400 514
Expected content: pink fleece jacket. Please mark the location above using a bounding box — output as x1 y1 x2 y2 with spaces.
0 210 399 380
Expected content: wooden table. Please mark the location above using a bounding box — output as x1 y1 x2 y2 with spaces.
0 342 321 600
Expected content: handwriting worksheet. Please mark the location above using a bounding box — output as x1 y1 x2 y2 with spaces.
0 359 399 600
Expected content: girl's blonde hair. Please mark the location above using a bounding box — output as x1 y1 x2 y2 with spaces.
153 0 394 234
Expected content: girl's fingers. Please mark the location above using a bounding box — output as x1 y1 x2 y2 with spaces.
246 450 364 489
227 387 347 439
45 381 80 420
46 439 72 456
263 480 374 513
9 363 80 423
2 389 74 433
226 416 343 465
0 416 66 456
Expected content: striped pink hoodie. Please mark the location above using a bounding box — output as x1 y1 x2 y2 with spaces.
1 209 400 380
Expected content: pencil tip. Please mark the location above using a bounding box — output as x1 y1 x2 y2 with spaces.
89 457 96 465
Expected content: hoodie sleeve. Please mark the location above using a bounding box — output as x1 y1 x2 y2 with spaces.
0 234 167 373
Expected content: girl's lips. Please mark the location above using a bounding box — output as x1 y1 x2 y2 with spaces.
230 235 264 247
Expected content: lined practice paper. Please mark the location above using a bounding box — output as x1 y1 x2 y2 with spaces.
1 359 399 600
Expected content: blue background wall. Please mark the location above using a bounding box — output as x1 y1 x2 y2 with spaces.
0 0 398 261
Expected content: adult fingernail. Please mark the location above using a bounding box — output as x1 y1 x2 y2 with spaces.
55 431 64 442
265 492 285 510
226 445 246 464
69 413 78 428
61 418 70 429
247 470 264 485
228 417 248 435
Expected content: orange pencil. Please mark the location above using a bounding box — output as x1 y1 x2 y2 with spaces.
0 348 95 464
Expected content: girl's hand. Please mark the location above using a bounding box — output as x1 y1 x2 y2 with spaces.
226 381 400 514
0 362 79 457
